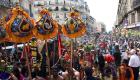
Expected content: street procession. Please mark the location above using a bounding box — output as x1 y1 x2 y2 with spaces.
0 0 140 80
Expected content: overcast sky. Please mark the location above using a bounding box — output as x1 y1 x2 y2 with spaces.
85 0 119 32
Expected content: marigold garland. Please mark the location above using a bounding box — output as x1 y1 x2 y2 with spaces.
34 9 58 40
6 7 35 43
62 11 86 38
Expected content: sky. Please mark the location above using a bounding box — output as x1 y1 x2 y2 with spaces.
85 0 119 32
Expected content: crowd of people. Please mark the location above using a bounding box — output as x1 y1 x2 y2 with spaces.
0 36 139 80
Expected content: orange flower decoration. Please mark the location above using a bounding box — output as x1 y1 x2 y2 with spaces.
62 11 86 38
6 7 35 43
34 9 58 40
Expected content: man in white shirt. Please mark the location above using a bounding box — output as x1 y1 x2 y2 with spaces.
128 49 140 80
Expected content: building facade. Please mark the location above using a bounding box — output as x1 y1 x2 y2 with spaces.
96 22 106 33
32 0 96 39
0 0 97 42
0 0 31 18
0 0 12 18
117 0 140 31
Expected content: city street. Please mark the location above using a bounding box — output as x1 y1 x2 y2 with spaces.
0 0 140 80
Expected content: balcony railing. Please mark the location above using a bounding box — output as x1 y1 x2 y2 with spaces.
133 0 140 9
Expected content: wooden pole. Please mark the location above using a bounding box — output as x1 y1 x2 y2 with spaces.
52 40 55 79
24 43 32 80
45 40 51 79
15 43 19 62
70 39 74 80
4 42 6 50
70 39 73 68
53 40 55 66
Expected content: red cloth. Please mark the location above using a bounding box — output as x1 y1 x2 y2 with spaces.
58 32 62 57
20 45 30 59
104 54 114 63
64 54 70 61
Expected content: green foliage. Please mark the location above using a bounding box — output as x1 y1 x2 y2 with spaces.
0 65 13 73
84 44 94 52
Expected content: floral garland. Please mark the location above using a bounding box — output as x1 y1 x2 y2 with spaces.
62 11 86 38
36 14 54 34
6 7 35 43
34 9 58 40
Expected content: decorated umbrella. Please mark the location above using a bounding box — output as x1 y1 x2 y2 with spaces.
62 9 86 79
34 8 58 79
34 9 58 40
5 5 35 79
6 6 35 43
62 10 86 38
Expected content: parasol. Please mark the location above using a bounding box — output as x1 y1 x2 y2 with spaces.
34 9 58 40
6 6 35 43
34 8 59 79
62 10 86 38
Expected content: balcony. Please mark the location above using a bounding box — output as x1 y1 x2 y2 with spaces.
61 7 68 11
133 0 140 9
0 0 11 8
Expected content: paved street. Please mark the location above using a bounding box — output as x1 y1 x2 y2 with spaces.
0 0 140 80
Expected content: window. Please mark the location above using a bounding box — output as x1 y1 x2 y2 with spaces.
34 1 44 6
61 6 68 11
131 13 135 24
64 13 67 18
56 13 59 18
137 9 140 22
48 7 52 11
55 6 59 11
55 0 58 4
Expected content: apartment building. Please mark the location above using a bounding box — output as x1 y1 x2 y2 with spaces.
117 0 140 30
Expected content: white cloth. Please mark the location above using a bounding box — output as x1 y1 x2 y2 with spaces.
129 54 140 67
121 52 128 60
